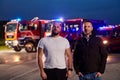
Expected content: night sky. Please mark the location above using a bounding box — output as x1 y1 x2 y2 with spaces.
0 0 120 24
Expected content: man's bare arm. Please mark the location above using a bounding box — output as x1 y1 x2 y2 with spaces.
65 48 73 69
65 48 73 78
38 47 47 79
38 47 44 72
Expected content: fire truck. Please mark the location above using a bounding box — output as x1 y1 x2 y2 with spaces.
61 18 106 50
4 17 51 52
97 25 120 52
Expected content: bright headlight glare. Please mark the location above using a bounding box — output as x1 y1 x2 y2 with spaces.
5 41 7 44
14 40 18 43
103 40 108 44
13 40 18 45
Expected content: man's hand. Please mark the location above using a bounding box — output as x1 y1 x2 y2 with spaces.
95 72 102 77
66 70 72 78
41 71 47 80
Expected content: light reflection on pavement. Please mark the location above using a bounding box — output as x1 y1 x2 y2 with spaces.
107 53 120 64
0 50 36 64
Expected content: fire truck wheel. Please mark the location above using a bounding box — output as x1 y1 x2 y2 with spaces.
25 42 34 53
14 46 22 52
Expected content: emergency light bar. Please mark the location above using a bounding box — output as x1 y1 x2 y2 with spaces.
51 18 64 22
98 25 116 30
11 18 21 22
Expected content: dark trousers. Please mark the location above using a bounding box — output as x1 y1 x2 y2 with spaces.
44 68 67 80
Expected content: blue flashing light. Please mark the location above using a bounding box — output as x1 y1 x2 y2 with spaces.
58 18 64 22
52 17 64 22
98 27 105 30
11 18 21 22
98 25 116 30
71 28 76 32
17 18 21 22
69 28 76 33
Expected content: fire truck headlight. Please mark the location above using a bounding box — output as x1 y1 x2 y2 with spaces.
5 41 8 46
13 40 18 45
5 41 7 44
103 40 108 44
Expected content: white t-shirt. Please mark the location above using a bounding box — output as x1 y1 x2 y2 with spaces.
38 36 70 69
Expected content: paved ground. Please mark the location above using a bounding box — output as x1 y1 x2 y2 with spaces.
102 62 120 80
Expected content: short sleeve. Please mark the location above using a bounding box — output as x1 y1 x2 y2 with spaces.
65 39 70 49
37 38 44 49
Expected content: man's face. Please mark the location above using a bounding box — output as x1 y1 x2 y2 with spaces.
52 22 61 35
82 22 93 35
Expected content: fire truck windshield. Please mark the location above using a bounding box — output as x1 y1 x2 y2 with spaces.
6 24 17 32
19 24 29 31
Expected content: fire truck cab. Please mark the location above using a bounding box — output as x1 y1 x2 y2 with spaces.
97 25 120 52
4 17 51 52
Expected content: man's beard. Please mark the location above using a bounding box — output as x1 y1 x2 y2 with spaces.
52 31 59 36
84 31 92 36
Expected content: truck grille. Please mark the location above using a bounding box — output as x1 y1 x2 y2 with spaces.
7 35 14 38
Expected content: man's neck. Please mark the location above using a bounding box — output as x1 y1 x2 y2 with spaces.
85 33 92 38
85 33 92 42
51 34 60 38
86 35 90 38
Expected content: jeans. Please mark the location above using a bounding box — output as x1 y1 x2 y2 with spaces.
79 72 102 80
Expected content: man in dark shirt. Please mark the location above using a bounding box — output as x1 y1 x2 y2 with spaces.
73 20 108 80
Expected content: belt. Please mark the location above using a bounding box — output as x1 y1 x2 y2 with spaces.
82 72 94 75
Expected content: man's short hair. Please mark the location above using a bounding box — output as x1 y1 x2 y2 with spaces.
82 19 92 24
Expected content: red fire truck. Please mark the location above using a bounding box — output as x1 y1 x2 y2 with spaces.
61 18 106 50
4 17 51 52
97 25 120 52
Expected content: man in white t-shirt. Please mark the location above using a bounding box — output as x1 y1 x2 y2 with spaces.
37 21 73 80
